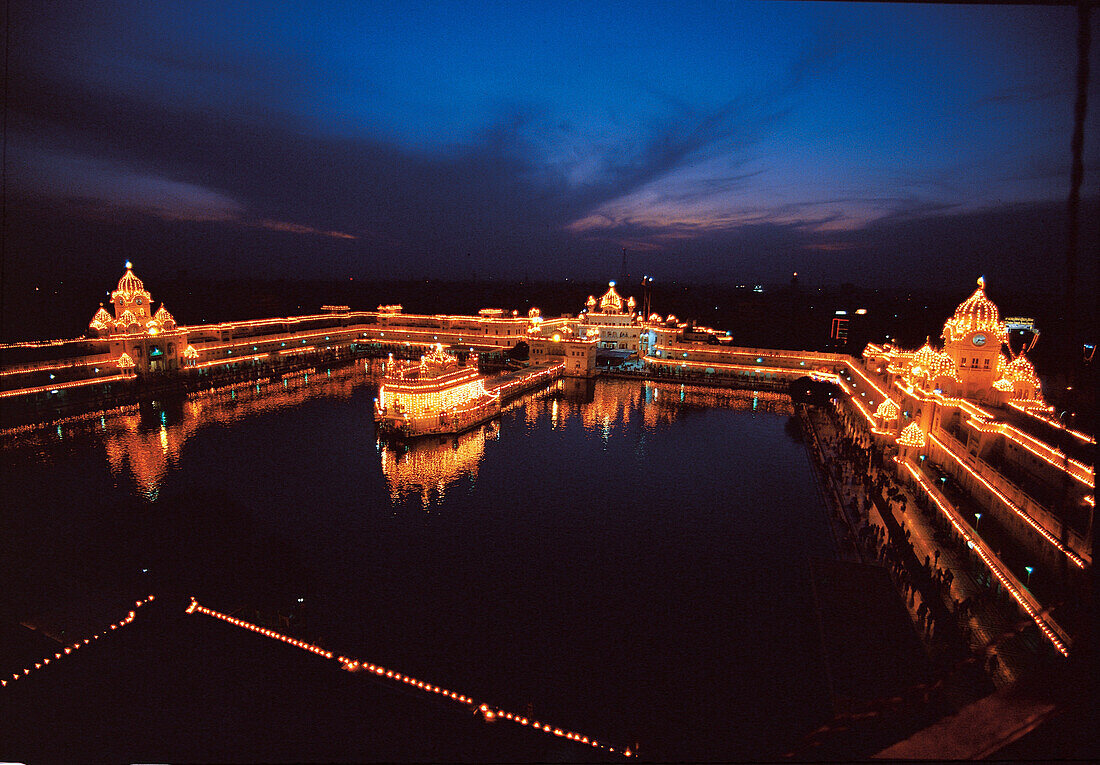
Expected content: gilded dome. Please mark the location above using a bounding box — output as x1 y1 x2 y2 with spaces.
942 277 1008 345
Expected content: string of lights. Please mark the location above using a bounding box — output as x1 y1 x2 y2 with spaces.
1006 401 1095 444
963 415 1094 488
927 433 1087 568
0 403 142 437
185 598 634 757
0 354 117 377
898 460 1069 656
888 380 1095 490
0 373 134 399
1 596 155 689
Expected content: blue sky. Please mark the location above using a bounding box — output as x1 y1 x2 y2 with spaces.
7 1 1098 288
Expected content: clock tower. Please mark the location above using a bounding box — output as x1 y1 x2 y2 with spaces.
941 277 1008 401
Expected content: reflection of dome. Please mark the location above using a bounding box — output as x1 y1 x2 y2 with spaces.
942 276 1008 345
897 422 926 447
875 399 899 419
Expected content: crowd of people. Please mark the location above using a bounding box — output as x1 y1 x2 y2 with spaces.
800 398 1021 687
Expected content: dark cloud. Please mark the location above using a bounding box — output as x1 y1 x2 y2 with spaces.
4 7 1094 298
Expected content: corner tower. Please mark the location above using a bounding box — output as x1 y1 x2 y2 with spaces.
110 262 154 328
941 277 1008 401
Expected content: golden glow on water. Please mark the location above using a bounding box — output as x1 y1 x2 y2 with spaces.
379 426 491 510
9 367 799 513
6 365 374 500
375 379 795 511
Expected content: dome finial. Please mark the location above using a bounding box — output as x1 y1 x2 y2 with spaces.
125 260 132 270
977 275 985 289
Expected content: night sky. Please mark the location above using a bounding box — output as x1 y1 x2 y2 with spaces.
5 1 1098 291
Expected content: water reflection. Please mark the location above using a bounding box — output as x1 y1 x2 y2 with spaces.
377 425 495 510
517 379 795 434
375 379 797 509
2 365 374 500
5 369 796 506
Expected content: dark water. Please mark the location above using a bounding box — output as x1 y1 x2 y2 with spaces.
2 366 835 760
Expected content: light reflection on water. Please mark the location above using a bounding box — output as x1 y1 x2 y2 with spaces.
377 379 796 511
2 365 829 760
2 364 373 501
5 370 798 506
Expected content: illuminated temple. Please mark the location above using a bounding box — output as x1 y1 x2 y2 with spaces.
0 266 1093 658
375 344 499 436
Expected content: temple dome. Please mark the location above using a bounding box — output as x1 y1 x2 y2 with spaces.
598 282 623 313
928 351 960 381
1004 354 1039 385
910 342 937 376
897 422 926 447
114 268 146 299
89 306 112 330
153 305 176 328
942 277 1008 345
875 399 899 420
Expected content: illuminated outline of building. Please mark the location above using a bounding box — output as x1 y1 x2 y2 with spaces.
0 267 1093 657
